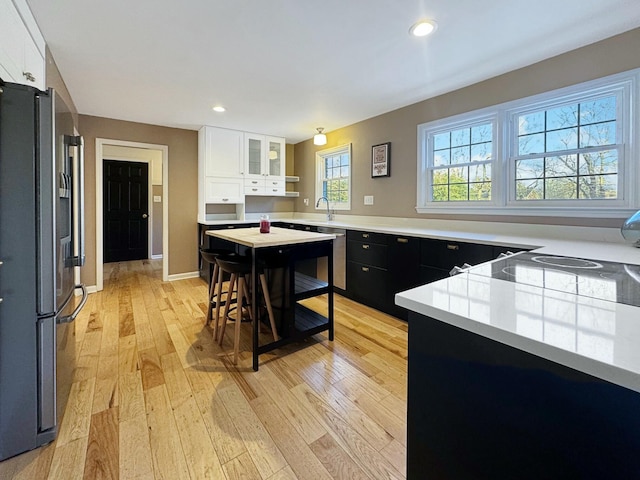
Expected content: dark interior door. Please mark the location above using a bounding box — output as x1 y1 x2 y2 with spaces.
104 160 149 263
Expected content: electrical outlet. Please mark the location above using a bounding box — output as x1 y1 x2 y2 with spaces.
364 195 374 205
303 198 309 206
153 195 162 203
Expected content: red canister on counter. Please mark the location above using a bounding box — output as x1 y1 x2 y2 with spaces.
260 214 270 233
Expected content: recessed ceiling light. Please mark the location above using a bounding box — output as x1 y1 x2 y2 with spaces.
410 19 437 37
212 105 226 112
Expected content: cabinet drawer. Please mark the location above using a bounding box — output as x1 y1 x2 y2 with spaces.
347 261 388 307
244 185 265 195
347 230 388 245
421 238 494 270
347 240 387 269
205 177 243 203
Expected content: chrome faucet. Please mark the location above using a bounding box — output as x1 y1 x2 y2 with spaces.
316 196 333 221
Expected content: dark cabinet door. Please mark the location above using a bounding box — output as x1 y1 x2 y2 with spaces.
388 235 421 319
421 238 494 270
347 240 388 268
347 261 388 310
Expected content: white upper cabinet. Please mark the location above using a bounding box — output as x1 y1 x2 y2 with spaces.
244 134 286 180
243 133 286 195
202 126 244 177
0 0 46 90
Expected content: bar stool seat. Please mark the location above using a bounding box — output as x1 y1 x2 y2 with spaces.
199 247 233 330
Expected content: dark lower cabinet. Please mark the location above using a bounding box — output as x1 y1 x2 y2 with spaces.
388 235 421 319
407 311 640 480
346 261 388 311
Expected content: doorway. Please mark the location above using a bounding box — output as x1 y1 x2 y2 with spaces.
95 139 169 291
103 159 149 262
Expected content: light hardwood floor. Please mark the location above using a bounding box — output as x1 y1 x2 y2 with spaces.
0 259 408 480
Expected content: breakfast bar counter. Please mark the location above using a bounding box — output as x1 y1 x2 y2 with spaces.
206 227 336 370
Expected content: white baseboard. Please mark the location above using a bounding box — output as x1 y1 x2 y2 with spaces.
151 254 163 260
167 271 201 282
77 285 99 294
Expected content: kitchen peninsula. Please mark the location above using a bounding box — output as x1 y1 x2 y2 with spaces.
206 226 335 370
396 252 640 479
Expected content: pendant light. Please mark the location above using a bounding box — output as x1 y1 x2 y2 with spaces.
313 127 327 146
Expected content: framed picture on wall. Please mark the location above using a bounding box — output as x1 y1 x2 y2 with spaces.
372 142 391 178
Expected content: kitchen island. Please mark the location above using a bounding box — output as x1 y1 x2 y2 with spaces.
206 226 335 370
396 252 640 479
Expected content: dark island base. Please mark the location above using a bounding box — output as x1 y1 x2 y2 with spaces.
407 312 640 480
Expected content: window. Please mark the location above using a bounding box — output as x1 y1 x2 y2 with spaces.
417 69 639 217
315 144 351 210
512 94 620 202
427 116 496 203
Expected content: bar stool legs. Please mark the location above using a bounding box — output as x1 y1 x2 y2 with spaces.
259 273 279 342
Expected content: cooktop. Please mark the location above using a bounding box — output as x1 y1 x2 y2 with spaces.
467 252 640 308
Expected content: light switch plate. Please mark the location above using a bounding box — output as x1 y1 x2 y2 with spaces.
153 195 162 203
364 195 374 205
303 198 309 206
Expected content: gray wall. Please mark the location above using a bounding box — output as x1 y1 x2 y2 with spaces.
293 28 640 228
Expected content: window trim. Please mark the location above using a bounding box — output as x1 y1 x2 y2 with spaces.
416 69 640 217
315 143 352 211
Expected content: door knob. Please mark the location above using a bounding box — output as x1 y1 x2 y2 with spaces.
142 213 148 219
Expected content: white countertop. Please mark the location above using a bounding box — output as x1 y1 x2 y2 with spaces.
396 259 640 393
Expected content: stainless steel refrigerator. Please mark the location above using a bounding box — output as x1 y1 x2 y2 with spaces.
0 80 87 460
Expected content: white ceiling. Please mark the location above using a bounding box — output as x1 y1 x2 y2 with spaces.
26 0 640 143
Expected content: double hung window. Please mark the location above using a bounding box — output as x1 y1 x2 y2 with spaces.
417 70 638 216
315 144 351 210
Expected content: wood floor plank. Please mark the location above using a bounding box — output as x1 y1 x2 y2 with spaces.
0 442 55 480
82 407 119 480
47 437 88 480
56 378 96 446
380 439 407 478
119 414 155 479
118 371 146 422
250 394 333 480
308 433 371 480
172 395 227 479
222 451 262 480
217 384 287 478
267 465 299 480
144 385 191 480
139 347 165 391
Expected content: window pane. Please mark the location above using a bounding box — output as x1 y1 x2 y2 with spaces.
546 104 578 130
449 167 468 184
449 183 468 201
580 96 616 124
471 124 492 144
433 132 450 150
432 169 448 185
516 179 543 200
580 121 616 147
432 185 448 201
518 112 545 135
451 147 470 164
451 128 470 147
471 142 492 161
469 182 491 200
519 133 545 155
578 150 618 175
340 166 349 178
470 164 491 182
545 177 577 199
340 154 350 166
546 127 578 152
434 149 450 166
578 174 617 199
545 155 577 178
516 158 544 179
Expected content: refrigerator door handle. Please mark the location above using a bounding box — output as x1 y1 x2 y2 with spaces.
68 135 85 267
57 284 88 324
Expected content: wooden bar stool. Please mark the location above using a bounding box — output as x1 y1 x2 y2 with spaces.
215 255 280 364
199 247 233 336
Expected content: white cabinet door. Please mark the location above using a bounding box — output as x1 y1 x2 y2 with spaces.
0 0 45 89
205 177 244 204
204 126 244 177
244 133 265 180
266 136 286 178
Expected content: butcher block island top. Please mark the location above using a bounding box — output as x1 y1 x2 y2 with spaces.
205 226 336 248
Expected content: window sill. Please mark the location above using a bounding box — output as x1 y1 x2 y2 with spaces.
415 205 637 218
